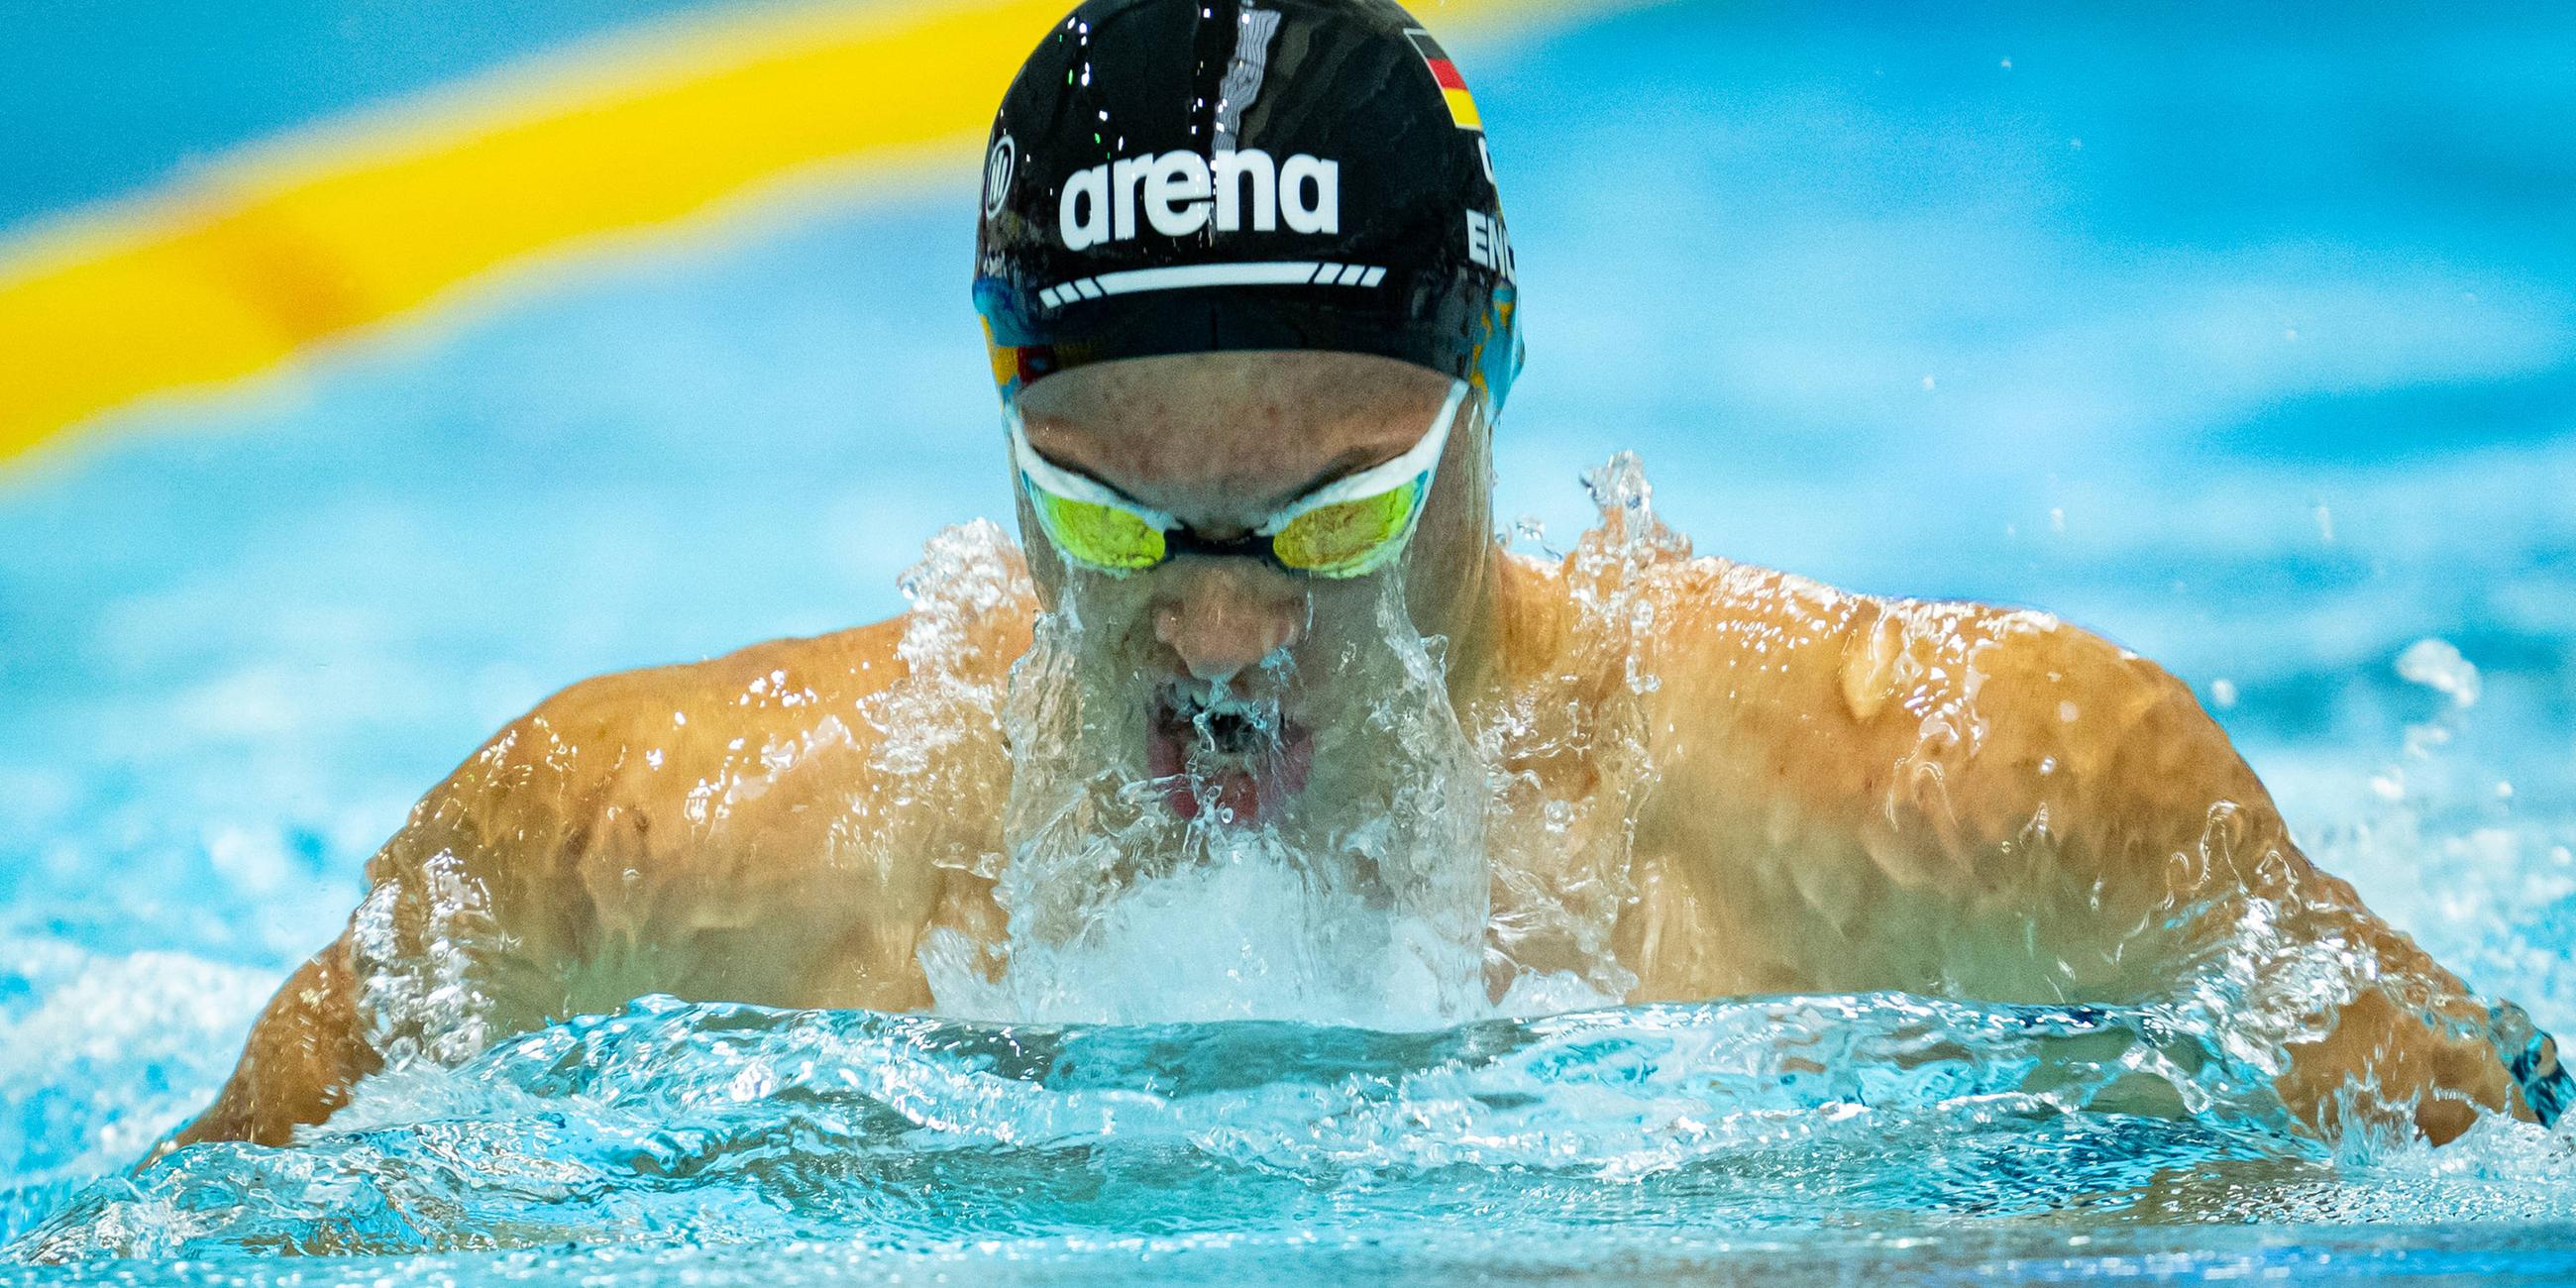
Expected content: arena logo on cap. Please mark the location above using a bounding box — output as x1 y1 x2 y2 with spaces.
1058 149 1340 252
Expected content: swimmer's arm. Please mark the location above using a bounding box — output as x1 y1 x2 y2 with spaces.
161 680 644 1156
1984 627 2528 1142
1645 578 2523 1141
160 933 376 1155
161 620 931 1157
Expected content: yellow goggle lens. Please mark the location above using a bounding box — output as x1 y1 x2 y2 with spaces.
1269 478 1428 578
1026 485 1167 572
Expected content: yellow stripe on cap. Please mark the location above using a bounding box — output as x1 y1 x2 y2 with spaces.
1442 86 1484 130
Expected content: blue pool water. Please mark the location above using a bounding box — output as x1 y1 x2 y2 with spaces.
5 0 2576 1281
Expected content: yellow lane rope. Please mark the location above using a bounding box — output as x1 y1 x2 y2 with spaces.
0 0 1602 466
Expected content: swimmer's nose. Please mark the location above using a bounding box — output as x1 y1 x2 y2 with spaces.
1152 561 1306 685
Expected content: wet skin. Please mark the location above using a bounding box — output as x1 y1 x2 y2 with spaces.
176 352 2543 1155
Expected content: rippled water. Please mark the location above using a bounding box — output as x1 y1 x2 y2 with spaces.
12 994 2575 1281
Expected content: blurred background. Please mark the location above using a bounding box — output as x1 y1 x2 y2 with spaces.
2 0 2571 1237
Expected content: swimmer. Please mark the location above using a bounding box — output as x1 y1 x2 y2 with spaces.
174 0 2560 1152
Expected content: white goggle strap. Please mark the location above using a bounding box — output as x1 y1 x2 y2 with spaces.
1006 408 1180 530
1255 379 1469 537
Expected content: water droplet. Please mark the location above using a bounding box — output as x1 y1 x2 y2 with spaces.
2396 638 2480 709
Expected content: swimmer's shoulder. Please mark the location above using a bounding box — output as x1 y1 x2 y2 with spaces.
1634 558 2266 990
384 618 899 856
425 524 1043 878
1642 554 2236 859
494 615 913 767
1643 553 2197 754
401 606 1028 880
553 613 922 741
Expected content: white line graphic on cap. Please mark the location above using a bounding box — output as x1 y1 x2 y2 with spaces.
1037 262 1386 309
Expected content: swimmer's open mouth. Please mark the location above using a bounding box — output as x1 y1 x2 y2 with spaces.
1146 688 1314 825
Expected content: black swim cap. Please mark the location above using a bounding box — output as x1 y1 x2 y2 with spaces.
972 0 1523 414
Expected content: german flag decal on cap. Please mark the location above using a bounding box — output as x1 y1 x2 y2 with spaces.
1405 29 1481 132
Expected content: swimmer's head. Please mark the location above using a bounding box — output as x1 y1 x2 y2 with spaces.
972 0 1522 413
975 0 1517 824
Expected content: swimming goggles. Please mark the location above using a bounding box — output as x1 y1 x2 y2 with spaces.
1010 380 1469 580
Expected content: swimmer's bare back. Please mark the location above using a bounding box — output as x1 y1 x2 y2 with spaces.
172 548 2535 1154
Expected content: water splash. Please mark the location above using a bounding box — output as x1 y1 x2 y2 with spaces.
2397 638 2482 712
857 519 1032 886
0 997 2324 1259
1476 454 1684 1010
896 456 1696 1024
350 846 495 1072
2303 634 2576 1059
920 530 1491 1027
0 938 272 1244
16 993 2575 1266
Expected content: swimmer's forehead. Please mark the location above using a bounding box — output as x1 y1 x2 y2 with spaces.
1017 352 1458 526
